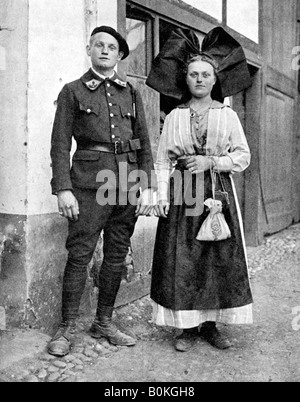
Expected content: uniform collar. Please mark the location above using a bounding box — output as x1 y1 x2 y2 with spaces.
81 68 127 91
177 100 228 110
91 67 115 81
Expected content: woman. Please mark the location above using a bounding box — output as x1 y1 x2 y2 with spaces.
151 52 253 352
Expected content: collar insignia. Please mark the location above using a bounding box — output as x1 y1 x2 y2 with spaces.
114 78 127 88
85 79 101 91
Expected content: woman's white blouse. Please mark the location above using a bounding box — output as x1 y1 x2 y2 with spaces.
155 102 251 201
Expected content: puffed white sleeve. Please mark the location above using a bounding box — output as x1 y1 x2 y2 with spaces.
214 110 251 173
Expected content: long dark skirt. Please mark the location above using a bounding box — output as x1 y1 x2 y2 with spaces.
151 168 253 311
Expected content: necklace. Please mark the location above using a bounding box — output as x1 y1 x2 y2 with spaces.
190 100 213 117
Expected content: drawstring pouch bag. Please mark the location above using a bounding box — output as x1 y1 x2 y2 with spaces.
196 167 231 242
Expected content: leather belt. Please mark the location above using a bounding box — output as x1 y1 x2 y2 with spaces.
77 139 141 155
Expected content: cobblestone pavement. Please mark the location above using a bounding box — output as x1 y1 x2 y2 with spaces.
247 224 300 278
0 223 300 382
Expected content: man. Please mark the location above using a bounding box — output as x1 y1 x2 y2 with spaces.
48 26 155 357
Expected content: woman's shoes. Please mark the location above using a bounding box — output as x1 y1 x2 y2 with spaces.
174 328 198 352
174 323 231 352
199 322 232 350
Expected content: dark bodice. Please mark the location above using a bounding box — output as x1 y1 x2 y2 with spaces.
190 107 210 156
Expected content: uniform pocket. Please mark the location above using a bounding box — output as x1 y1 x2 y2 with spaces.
79 102 101 116
120 105 134 119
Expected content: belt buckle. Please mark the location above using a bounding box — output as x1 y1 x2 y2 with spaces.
114 140 123 154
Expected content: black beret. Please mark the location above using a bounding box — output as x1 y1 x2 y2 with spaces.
91 26 130 60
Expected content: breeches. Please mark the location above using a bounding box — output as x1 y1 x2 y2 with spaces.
66 188 138 267
62 188 138 319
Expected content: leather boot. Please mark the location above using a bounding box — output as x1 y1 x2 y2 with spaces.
199 322 232 350
89 306 137 347
47 319 76 357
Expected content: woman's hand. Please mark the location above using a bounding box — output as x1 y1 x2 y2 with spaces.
153 200 170 219
185 156 211 174
135 189 155 217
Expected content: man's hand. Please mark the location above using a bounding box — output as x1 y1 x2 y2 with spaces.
58 190 80 222
185 156 211 174
153 200 170 219
135 188 155 217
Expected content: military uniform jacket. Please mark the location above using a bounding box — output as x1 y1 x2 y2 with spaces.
51 69 155 194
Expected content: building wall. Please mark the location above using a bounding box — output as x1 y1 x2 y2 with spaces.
0 0 28 216
0 0 29 327
27 0 88 216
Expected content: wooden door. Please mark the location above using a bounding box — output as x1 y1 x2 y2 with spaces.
260 0 297 234
261 68 295 234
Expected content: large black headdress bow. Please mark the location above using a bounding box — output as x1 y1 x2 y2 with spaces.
146 26 252 100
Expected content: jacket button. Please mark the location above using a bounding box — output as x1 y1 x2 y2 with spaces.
110 113 114 117
87 109 92 114
112 135 116 139
109 103 113 107
111 125 115 128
